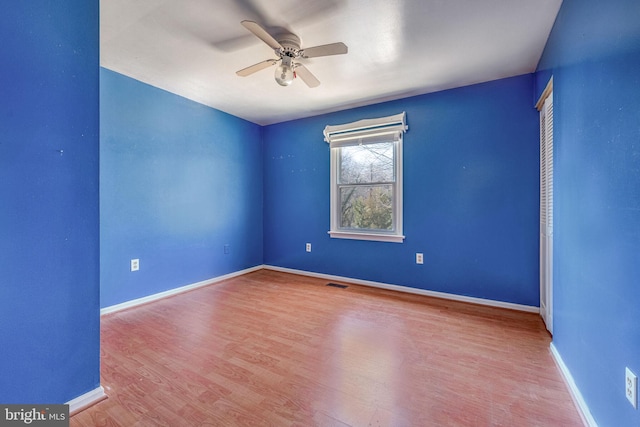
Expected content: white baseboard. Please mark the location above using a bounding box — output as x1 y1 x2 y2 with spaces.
101 264 539 316
263 265 540 313
100 265 263 315
550 343 597 427
67 385 106 415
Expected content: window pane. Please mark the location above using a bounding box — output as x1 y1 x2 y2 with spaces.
340 185 393 231
339 142 394 184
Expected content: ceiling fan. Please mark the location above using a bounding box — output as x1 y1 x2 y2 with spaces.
236 20 348 88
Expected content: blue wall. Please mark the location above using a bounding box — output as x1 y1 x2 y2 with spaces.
0 2 100 403
100 69 263 308
536 0 640 425
263 75 540 306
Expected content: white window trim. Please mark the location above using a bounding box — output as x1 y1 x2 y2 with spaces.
325 112 407 243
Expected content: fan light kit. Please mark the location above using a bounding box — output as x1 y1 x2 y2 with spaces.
236 20 348 88
275 56 294 86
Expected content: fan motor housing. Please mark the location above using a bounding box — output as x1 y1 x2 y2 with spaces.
276 32 301 57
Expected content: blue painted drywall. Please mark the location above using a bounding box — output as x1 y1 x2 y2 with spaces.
263 75 540 306
100 69 263 308
0 2 100 403
536 0 640 425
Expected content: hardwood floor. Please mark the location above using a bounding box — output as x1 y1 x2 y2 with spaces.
71 270 583 426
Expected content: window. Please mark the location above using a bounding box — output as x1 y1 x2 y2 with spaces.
324 112 407 242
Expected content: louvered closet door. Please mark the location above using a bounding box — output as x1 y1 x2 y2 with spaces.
540 92 554 334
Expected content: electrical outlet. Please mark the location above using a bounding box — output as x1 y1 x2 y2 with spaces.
130 259 139 272
416 253 424 264
626 367 637 408
224 244 230 254
306 243 312 252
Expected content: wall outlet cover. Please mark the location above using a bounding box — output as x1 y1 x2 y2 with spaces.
626 367 637 409
130 259 139 272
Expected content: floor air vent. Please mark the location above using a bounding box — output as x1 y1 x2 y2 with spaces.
326 283 348 289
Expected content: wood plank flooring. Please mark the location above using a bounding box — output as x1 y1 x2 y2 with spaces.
71 269 583 426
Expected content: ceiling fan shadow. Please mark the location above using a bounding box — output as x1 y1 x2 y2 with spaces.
207 0 346 52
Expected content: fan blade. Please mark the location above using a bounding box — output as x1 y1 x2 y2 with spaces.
295 64 320 88
241 20 282 51
301 42 348 58
236 59 278 77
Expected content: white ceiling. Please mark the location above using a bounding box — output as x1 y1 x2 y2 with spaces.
100 0 562 125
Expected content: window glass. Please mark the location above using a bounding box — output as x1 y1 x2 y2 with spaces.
339 184 393 230
339 142 395 184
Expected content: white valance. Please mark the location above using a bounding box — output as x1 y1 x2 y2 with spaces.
323 112 408 148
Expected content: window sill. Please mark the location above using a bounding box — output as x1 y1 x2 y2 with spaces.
328 231 405 243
